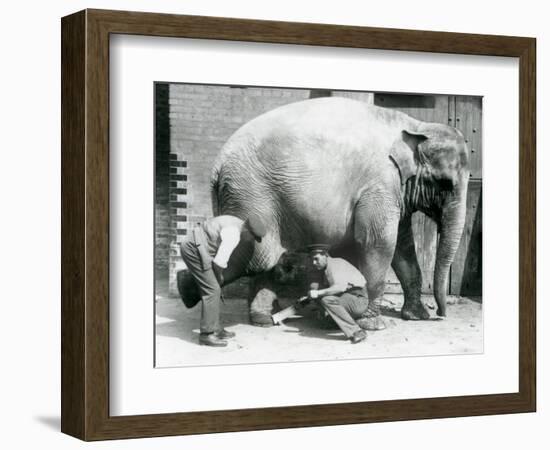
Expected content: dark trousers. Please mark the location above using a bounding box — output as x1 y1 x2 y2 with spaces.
180 239 221 334
318 288 369 338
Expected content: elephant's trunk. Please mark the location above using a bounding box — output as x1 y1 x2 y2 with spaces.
433 176 469 316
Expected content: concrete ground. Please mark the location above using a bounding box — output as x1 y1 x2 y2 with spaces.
155 289 483 368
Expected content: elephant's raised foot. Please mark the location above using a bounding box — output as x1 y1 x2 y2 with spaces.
249 312 275 327
401 302 430 320
249 288 278 327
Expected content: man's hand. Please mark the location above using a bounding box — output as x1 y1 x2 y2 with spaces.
212 261 225 286
309 289 319 299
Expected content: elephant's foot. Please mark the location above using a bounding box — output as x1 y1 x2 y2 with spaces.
401 300 430 320
357 316 386 331
249 311 275 327
249 288 278 327
355 297 387 330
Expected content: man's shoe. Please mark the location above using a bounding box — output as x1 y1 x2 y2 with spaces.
199 333 228 347
351 329 367 344
216 328 236 339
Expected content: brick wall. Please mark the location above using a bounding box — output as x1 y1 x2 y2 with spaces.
169 85 312 222
155 84 374 296
154 84 170 278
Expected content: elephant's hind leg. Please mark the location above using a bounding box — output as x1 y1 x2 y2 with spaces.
392 216 430 320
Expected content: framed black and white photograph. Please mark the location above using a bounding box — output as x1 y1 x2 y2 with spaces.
61 9 535 441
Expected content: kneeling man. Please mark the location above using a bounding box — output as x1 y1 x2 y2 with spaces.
307 244 382 344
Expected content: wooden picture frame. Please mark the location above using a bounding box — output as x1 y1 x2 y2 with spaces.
61 9 536 441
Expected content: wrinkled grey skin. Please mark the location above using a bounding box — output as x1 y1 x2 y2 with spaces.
211 97 470 321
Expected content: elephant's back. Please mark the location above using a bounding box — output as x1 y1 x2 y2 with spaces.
219 98 413 176
217 97 410 184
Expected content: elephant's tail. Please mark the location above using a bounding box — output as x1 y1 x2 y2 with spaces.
210 163 221 216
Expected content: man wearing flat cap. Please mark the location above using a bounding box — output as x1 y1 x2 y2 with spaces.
307 244 383 344
180 214 267 347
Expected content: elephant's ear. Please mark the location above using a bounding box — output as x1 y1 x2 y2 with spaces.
389 130 428 184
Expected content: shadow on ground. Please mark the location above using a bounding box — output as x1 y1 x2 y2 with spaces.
34 416 60 431
155 292 483 368
155 294 250 346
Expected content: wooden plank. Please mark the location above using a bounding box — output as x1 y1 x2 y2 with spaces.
450 180 482 295
421 215 439 293
374 93 450 124
412 212 425 288
517 37 536 411
385 213 438 294
449 96 482 295
455 96 482 178
386 270 400 287
61 11 86 440
385 211 425 291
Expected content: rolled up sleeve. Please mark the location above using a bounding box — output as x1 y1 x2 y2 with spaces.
212 226 240 268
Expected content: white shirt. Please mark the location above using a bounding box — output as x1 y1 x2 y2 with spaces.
212 226 241 268
325 257 366 289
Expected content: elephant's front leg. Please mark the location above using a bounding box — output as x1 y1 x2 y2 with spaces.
355 203 399 331
359 245 396 330
391 216 430 320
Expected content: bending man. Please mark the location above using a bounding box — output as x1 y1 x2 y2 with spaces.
180 215 266 347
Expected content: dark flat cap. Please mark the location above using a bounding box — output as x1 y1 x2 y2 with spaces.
306 244 330 254
245 214 267 241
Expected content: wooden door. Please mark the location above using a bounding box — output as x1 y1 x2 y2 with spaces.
449 96 482 296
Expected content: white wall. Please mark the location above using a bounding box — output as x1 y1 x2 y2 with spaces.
0 0 546 448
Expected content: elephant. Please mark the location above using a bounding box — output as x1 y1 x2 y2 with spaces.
208 97 470 323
